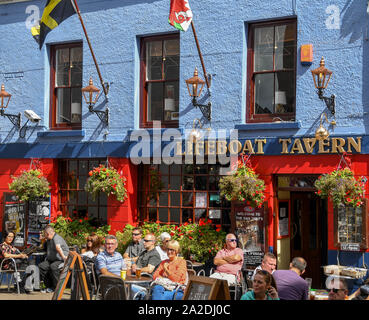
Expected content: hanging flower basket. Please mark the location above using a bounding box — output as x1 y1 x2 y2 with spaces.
9 169 50 202
147 166 164 201
219 159 266 208
85 164 128 202
314 167 366 207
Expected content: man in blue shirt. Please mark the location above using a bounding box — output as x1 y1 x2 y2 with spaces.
95 235 125 277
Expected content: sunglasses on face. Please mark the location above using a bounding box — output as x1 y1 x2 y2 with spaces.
227 239 237 242
329 288 343 293
132 233 141 236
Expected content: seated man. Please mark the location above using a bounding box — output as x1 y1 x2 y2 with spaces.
327 277 349 300
38 225 69 293
272 257 309 300
131 233 161 299
251 252 277 280
95 235 126 277
123 227 145 264
210 233 244 286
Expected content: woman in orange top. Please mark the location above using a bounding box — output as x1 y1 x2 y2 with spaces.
151 240 187 300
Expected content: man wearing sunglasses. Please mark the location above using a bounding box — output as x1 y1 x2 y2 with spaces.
327 278 348 300
210 234 244 286
123 227 145 263
131 233 161 299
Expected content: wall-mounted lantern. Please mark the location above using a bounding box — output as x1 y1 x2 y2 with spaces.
311 57 336 115
81 78 109 125
185 68 212 121
0 84 21 128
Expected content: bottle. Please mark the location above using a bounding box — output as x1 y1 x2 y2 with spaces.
40 280 46 292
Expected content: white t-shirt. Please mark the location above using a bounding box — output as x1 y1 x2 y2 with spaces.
155 245 168 261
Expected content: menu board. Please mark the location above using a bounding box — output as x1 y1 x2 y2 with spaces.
27 198 50 245
233 204 266 267
2 193 26 247
337 205 363 244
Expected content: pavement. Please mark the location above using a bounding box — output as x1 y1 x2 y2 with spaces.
0 285 71 300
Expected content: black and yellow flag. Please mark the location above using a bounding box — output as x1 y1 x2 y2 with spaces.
31 0 77 49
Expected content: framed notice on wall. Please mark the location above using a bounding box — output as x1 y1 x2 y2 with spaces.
277 200 290 239
231 203 268 268
2 193 26 248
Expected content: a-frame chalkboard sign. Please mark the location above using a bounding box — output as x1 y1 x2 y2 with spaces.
183 275 231 300
52 251 90 300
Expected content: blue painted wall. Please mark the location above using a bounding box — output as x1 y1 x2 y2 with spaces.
0 0 368 147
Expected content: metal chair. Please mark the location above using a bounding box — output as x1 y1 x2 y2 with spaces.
99 275 128 300
131 272 153 300
81 260 98 299
0 258 26 294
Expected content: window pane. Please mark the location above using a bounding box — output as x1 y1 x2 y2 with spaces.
55 48 70 86
70 47 83 86
275 24 296 70
254 26 274 72
170 192 180 206
89 160 99 171
183 176 193 190
79 160 88 176
56 88 71 123
169 208 180 223
195 176 207 190
275 71 294 113
99 206 107 224
164 39 179 80
170 175 181 190
146 41 162 80
182 208 193 223
88 206 98 219
159 192 168 206
78 191 87 205
159 207 168 222
182 192 193 207
71 88 82 123
254 73 274 114
164 82 179 121
147 82 163 121
148 208 157 221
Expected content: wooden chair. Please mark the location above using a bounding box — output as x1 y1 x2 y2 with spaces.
99 275 128 300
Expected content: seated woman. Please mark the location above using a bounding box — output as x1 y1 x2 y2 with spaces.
81 233 102 260
151 240 187 300
0 231 39 293
241 270 279 300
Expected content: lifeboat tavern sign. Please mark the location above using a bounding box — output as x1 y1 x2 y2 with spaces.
175 137 362 156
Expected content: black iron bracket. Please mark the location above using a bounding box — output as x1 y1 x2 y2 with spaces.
192 97 211 122
318 89 335 116
88 105 109 125
0 109 21 128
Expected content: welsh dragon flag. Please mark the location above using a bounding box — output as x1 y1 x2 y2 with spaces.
169 0 193 32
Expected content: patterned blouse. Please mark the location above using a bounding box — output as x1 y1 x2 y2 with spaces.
153 257 187 284
0 242 20 269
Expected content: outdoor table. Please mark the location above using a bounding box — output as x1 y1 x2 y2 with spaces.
124 275 152 299
29 252 46 265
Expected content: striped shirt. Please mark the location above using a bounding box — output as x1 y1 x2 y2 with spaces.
95 250 126 276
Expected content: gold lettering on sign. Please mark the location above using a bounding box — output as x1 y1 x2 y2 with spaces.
195 140 204 156
228 140 242 154
255 139 267 154
242 140 255 154
347 137 361 153
206 141 216 155
331 138 346 154
290 139 305 154
303 138 316 154
217 140 228 155
176 141 184 156
318 139 330 153
279 138 291 154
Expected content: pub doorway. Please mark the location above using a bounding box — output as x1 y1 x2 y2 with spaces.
290 191 328 289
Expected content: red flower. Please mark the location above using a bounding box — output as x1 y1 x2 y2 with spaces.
89 171 93 176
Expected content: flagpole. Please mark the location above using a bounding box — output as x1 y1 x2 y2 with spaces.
72 0 109 97
190 21 210 90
